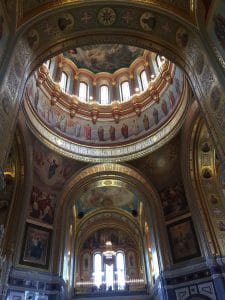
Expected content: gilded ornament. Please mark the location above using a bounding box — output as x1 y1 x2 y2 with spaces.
97 7 116 26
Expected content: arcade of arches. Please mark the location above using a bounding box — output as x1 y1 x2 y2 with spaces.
1 1 225 300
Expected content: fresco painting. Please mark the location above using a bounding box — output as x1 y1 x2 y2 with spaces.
77 185 139 214
82 228 135 250
167 218 201 263
159 183 189 220
207 1 225 63
27 66 184 146
20 223 51 269
28 137 84 226
64 45 144 73
32 139 80 188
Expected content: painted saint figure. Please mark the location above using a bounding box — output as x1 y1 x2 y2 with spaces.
153 108 159 125
121 123 128 139
169 90 176 107
47 159 58 179
98 126 104 141
84 124 91 140
143 114 149 130
74 122 81 137
109 125 116 141
132 119 139 135
161 100 168 116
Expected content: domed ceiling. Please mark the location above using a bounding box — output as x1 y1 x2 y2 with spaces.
64 45 145 73
24 44 189 162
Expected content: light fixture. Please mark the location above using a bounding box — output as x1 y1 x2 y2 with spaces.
103 241 116 259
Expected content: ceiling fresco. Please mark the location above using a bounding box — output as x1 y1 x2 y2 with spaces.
27 136 86 226
82 227 136 250
75 180 139 215
131 133 190 221
132 134 181 191
26 66 185 147
63 45 145 74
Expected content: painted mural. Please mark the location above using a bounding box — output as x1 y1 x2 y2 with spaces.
0 1 9 67
26 66 184 147
82 228 135 250
76 184 139 214
27 137 84 226
159 183 189 220
207 1 225 64
64 45 144 73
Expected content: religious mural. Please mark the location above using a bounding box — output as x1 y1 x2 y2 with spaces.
160 183 189 220
64 45 144 74
26 66 184 146
167 218 201 263
82 228 135 250
207 1 225 65
27 138 84 226
20 223 52 269
76 184 139 215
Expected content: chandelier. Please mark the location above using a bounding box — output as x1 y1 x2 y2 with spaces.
103 241 116 259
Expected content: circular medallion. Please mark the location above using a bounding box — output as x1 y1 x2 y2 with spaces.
140 12 155 32
176 27 188 48
58 13 74 32
98 7 116 26
27 29 39 49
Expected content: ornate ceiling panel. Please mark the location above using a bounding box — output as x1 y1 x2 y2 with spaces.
17 0 195 28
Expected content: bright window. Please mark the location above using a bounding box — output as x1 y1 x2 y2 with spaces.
100 85 110 104
94 253 102 288
59 71 68 92
45 59 51 69
121 81 130 102
79 81 88 102
116 252 125 290
105 264 114 290
140 70 148 91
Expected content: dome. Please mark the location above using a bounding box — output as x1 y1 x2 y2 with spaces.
24 44 189 162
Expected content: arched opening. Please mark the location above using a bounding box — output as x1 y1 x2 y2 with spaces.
1 2 225 300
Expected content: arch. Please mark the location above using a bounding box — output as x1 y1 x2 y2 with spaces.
52 163 168 285
1 2 224 166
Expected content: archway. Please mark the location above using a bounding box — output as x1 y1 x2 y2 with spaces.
0 1 225 166
53 163 165 297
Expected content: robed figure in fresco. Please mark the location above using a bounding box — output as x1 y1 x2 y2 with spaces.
84 124 92 140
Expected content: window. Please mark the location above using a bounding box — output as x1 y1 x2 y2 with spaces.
100 85 110 104
45 59 51 69
140 70 148 91
120 81 130 102
116 252 125 290
59 71 68 92
94 253 102 288
156 55 165 69
79 81 88 102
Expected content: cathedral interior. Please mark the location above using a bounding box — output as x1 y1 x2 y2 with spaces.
1 1 225 300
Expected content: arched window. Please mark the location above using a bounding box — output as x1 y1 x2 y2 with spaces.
79 81 88 102
140 70 148 91
156 55 165 69
59 71 68 92
100 85 110 104
120 81 130 102
116 252 125 290
94 253 102 288
45 59 51 69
